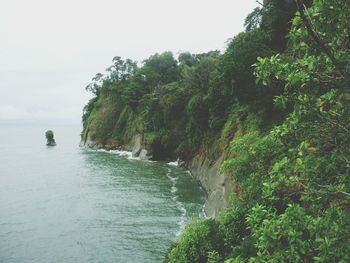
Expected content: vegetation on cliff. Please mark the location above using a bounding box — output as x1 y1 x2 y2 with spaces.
82 0 350 261
81 0 292 158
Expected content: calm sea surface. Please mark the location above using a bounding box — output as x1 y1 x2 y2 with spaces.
0 125 205 262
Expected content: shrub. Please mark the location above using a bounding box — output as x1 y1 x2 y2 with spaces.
144 132 158 146
166 219 224 263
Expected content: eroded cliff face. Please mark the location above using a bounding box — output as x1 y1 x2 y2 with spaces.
124 134 151 160
80 131 103 149
81 132 234 218
187 155 235 218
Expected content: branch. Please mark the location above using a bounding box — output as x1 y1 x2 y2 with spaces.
320 113 350 133
295 0 346 77
288 182 350 198
256 0 263 7
314 183 350 197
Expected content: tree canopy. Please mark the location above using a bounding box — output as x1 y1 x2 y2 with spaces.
82 0 350 261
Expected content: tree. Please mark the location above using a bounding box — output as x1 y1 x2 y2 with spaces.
244 7 262 31
221 29 272 104
106 56 137 84
166 0 350 261
85 73 103 95
45 130 56 146
260 0 299 50
141 51 179 89
82 96 98 125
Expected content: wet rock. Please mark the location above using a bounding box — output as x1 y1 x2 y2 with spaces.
187 155 235 218
46 140 56 146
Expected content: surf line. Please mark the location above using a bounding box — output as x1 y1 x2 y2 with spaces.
166 168 187 237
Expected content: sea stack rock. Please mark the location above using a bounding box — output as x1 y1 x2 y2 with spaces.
45 130 57 146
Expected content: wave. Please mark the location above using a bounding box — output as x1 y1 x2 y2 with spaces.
167 160 178 167
166 169 179 196
166 168 187 237
90 149 203 236
166 174 178 182
175 201 187 237
91 148 153 162
171 185 178 194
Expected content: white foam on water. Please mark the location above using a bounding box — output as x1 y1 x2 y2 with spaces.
167 160 178 167
109 150 139 160
89 150 194 237
90 148 155 162
166 174 178 182
166 168 179 183
175 201 187 237
171 185 178 193
166 168 188 237
200 204 207 218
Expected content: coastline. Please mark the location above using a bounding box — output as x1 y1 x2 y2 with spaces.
80 145 207 237
80 132 234 219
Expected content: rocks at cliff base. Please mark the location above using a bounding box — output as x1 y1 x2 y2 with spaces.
188 155 235 218
80 132 102 149
80 131 234 218
81 132 152 161
126 134 152 160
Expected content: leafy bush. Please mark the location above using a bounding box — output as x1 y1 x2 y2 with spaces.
221 132 286 206
166 219 224 263
166 1 350 262
144 132 158 146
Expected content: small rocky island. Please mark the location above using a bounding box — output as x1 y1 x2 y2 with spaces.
45 130 56 146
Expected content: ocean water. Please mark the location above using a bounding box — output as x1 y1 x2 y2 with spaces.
0 125 206 263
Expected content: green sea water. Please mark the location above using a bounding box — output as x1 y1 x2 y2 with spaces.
0 125 206 262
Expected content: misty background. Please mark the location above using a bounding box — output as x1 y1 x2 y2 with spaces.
0 0 258 126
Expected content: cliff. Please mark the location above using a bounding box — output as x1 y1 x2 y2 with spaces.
79 48 272 220
77 1 350 260
80 131 235 218
188 154 235 218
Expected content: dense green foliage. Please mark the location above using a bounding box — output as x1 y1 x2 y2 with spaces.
45 130 54 142
82 48 277 158
164 0 350 262
81 1 287 158
82 0 350 261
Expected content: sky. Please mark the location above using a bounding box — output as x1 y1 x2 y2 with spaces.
0 0 259 126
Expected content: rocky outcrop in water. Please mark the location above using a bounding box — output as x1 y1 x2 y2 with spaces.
45 130 57 146
46 140 57 146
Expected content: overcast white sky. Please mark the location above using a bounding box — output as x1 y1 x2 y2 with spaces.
0 0 258 125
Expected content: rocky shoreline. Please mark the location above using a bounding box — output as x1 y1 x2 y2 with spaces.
80 132 234 218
